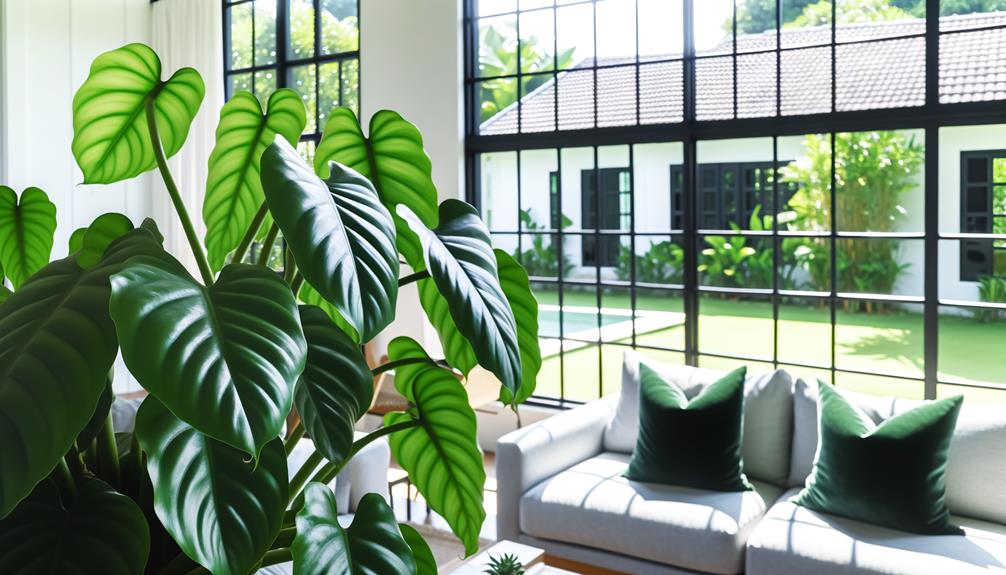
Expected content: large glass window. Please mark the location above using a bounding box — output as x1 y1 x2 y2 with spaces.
467 0 1006 404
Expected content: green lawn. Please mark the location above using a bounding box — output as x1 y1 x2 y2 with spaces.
533 288 1006 404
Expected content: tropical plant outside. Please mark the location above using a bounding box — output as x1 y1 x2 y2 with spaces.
0 42 540 575
512 208 574 278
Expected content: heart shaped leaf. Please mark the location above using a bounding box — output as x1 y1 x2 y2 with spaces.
110 260 306 459
384 337 485 555
494 249 541 404
295 305 373 467
314 108 438 267
204 89 306 271
135 397 288 575
0 227 169 518
0 186 56 288
262 137 399 342
399 200 522 397
293 485 417 575
0 477 149 573
72 43 204 184
399 524 437 575
76 213 134 269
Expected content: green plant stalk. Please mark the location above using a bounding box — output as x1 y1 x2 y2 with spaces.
257 223 280 266
52 459 77 502
95 411 120 489
65 442 86 479
260 549 293 568
288 451 324 504
289 272 305 295
145 96 215 286
231 202 269 265
283 247 297 284
398 269 430 287
284 418 422 523
272 526 297 549
371 356 435 376
284 423 305 455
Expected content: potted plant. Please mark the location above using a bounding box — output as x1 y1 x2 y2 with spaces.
484 553 526 575
0 43 540 574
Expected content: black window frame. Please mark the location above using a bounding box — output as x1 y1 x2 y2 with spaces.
960 150 1006 281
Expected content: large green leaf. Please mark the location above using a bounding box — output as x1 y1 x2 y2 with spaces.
203 89 306 271
72 43 204 184
0 260 9 305
0 186 56 288
297 281 359 342
399 524 437 575
262 138 399 342
494 249 541 404
293 485 416 575
399 200 522 396
0 227 169 518
0 477 149 573
418 276 477 373
295 305 373 467
110 260 306 459
384 337 485 555
76 212 134 269
135 397 287 575
314 108 438 267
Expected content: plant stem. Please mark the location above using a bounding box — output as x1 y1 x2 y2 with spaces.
232 202 269 265
289 272 304 295
371 356 434 376
260 549 293 568
65 442 86 480
272 527 297 549
96 412 120 489
288 451 324 505
283 248 297 284
257 223 280 266
52 459 77 502
145 96 214 286
398 269 430 287
284 423 305 456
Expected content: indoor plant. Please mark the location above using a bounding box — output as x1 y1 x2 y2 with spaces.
0 43 540 574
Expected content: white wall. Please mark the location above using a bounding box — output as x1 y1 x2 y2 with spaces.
360 0 464 359
2 0 153 392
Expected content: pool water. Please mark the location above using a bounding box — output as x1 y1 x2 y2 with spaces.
539 309 629 338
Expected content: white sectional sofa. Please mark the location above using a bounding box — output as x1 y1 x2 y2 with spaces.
496 354 1006 575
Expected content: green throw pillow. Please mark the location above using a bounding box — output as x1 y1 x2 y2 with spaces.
624 363 752 492
793 381 964 535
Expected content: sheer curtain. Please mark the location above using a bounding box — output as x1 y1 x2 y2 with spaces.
151 0 223 274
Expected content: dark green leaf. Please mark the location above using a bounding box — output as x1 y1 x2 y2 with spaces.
0 477 149 574
295 305 373 467
495 250 541 405
399 523 437 575
262 137 399 342
72 43 204 184
77 373 115 448
297 281 359 342
0 186 56 288
76 213 134 269
314 108 438 267
110 260 306 459
385 337 485 555
293 485 416 575
203 89 306 271
135 397 287 575
399 200 522 396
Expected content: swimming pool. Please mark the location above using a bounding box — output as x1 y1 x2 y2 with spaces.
538 308 630 338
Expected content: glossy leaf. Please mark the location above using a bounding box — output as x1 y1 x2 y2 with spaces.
110 260 306 459
297 281 359 342
0 477 149 573
68 227 87 254
385 337 485 555
399 200 522 396
495 250 541 405
295 305 373 467
262 137 399 342
0 260 9 306
203 89 306 271
135 397 287 575
77 373 115 448
0 186 56 288
72 43 205 184
314 108 438 267
76 213 134 268
399 523 437 575
293 485 416 575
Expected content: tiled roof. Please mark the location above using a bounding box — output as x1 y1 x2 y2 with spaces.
480 12 1006 135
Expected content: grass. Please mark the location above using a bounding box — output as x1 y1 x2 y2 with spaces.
533 287 1006 404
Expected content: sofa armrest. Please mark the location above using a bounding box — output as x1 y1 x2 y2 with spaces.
495 396 616 540
340 430 390 513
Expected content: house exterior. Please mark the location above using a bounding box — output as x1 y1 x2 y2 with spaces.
478 13 1006 303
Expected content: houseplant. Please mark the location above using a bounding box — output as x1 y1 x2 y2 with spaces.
0 43 540 574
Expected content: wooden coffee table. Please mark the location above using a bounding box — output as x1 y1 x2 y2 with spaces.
447 540 579 574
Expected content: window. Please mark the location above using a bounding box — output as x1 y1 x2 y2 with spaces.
223 0 360 160
960 151 1006 281
467 0 1005 405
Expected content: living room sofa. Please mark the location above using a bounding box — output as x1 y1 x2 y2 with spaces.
496 352 1006 575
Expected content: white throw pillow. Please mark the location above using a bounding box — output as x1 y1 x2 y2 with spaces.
604 351 794 486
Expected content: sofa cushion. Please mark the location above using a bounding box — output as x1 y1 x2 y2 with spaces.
789 379 1006 525
747 488 1006 575
519 452 783 575
605 351 793 486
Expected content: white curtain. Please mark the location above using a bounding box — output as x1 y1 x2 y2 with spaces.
151 0 223 274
